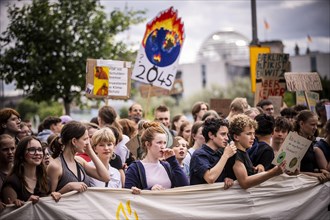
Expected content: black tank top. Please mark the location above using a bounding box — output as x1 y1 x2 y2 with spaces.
55 154 92 192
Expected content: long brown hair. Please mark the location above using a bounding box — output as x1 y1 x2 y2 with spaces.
11 136 49 194
50 121 86 158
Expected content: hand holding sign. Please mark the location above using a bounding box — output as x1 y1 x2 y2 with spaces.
272 132 312 172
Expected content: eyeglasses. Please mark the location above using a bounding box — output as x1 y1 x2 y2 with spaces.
26 147 43 155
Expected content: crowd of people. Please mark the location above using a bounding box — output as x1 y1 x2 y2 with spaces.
0 97 329 212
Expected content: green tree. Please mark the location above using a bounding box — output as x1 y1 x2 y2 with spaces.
0 0 145 114
16 98 63 121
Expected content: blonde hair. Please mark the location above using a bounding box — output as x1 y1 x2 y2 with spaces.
91 127 116 147
230 97 249 113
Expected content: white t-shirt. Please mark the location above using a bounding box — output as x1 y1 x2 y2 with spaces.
88 161 122 188
114 134 130 166
141 161 171 189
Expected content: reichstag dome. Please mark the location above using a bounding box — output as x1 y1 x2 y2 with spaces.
196 30 250 62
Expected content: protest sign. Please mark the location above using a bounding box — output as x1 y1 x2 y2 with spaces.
285 72 322 110
139 79 184 98
254 53 290 105
296 91 319 113
249 46 271 92
272 131 312 172
132 7 185 90
210 98 232 118
85 59 131 99
125 135 140 158
284 72 322 92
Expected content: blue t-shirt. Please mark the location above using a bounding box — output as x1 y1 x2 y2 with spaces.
190 144 234 185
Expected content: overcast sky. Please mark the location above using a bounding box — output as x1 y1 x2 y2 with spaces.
1 0 329 64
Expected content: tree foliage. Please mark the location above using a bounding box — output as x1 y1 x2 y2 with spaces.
0 0 146 114
17 98 63 121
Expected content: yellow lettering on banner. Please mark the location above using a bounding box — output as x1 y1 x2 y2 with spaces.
116 200 139 220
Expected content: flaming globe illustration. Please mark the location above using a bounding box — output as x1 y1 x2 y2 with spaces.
142 7 184 67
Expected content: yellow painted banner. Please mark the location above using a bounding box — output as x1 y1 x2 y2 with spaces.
249 46 270 92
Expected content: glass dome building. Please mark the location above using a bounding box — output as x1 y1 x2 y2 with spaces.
196 30 250 62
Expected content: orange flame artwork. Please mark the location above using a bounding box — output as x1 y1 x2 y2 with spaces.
142 7 185 67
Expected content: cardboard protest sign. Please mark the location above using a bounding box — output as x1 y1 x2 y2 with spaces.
210 99 232 118
254 53 290 105
284 72 322 92
272 131 312 172
126 135 140 159
249 46 271 92
139 79 184 98
296 91 319 113
268 96 282 117
132 7 185 90
85 59 131 99
285 72 322 110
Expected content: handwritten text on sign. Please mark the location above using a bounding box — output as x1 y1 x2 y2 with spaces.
284 72 322 91
256 54 290 78
272 131 312 172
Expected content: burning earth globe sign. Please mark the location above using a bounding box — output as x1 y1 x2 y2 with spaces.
132 7 185 90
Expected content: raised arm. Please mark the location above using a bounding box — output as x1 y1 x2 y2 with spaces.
233 160 285 189
204 145 236 184
76 142 110 182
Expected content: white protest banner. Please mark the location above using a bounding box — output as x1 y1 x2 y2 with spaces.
284 72 322 91
132 7 185 90
1 175 329 220
272 131 312 172
85 59 131 99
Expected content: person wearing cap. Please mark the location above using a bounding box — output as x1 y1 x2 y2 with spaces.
60 115 73 125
